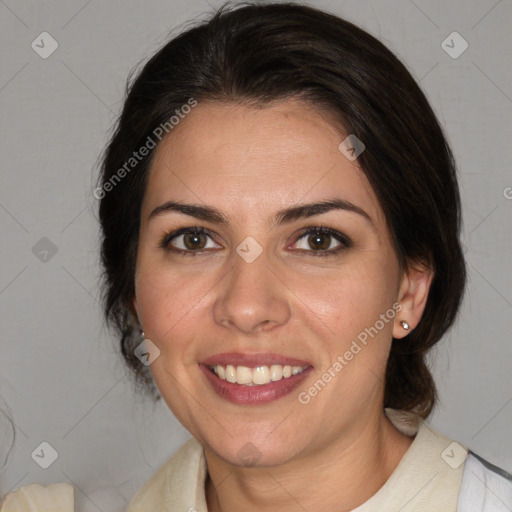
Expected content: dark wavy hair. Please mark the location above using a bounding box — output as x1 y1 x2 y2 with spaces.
97 1 467 418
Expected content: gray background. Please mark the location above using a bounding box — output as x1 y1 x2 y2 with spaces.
1 0 511 510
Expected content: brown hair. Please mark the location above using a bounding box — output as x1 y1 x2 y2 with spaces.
97 1 466 418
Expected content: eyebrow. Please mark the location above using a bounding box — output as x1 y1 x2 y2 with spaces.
148 198 376 231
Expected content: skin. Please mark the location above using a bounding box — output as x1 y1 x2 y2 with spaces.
133 98 434 511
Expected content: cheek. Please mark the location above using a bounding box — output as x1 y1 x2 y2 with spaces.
295 255 397 333
292 255 399 393
134 261 212 354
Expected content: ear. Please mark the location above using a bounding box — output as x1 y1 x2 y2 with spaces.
393 261 434 339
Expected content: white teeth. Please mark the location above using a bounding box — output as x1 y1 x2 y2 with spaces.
236 366 253 385
225 364 236 383
270 364 283 381
253 366 270 385
210 364 306 386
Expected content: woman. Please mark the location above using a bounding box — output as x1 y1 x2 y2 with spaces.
2 2 510 511
100 2 512 510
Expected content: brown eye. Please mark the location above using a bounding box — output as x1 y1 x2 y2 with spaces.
307 232 331 251
183 231 207 250
161 227 221 254
291 227 350 256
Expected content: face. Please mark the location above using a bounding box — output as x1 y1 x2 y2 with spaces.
133 99 412 467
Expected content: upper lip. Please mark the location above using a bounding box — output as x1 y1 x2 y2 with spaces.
199 352 312 368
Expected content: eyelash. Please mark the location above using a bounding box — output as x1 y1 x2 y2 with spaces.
159 226 351 257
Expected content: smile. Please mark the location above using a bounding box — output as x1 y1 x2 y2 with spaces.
200 364 312 405
208 364 306 386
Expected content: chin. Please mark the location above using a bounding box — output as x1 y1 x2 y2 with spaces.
205 432 304 468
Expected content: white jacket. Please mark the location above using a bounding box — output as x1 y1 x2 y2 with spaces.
457 450 512 511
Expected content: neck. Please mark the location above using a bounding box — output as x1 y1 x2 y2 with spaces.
204 410 415 512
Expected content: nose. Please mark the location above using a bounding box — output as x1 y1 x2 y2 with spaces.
212 248 292 334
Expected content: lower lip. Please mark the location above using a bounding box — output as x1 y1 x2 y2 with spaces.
199 364 313 405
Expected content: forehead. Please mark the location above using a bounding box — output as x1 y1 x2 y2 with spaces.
143 99 384 229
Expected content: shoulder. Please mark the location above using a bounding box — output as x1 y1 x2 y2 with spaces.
0 483 74 512
457 451 512 511
126 436 205 512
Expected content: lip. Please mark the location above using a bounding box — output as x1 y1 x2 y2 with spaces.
199 352 311 368
199 363 313 405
